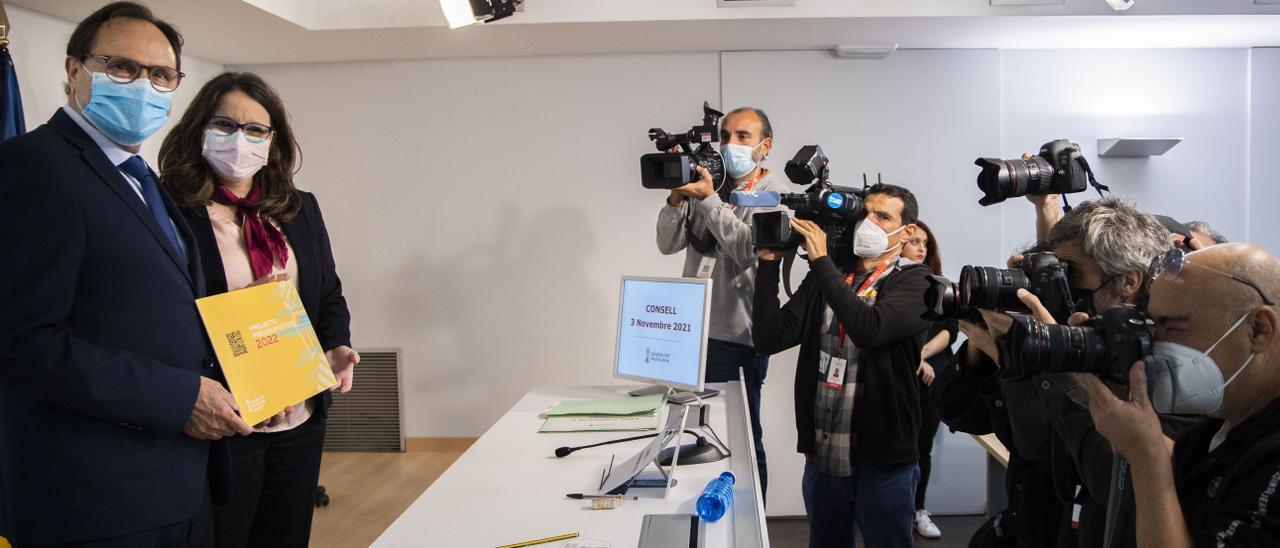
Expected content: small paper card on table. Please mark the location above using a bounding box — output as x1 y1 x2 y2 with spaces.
196 281 337 425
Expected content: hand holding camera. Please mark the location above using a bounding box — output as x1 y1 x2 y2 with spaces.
1075 361 1168 464
670 166 717 201
789 218 828 260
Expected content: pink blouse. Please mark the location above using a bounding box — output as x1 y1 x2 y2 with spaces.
207 202 313 433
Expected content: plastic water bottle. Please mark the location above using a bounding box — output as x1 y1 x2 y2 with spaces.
696 472 736 522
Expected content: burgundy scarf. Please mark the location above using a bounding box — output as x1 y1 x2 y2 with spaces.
212 185 289 280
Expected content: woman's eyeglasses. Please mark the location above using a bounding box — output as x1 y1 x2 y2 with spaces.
208 116 274 144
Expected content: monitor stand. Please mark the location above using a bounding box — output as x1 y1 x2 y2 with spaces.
628 385 721 404
657 439 727 467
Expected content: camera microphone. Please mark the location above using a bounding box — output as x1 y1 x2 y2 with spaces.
729 190 782 207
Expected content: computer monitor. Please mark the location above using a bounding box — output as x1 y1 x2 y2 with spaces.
612 275 712 393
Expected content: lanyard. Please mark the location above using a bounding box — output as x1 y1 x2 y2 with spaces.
837 259 892 349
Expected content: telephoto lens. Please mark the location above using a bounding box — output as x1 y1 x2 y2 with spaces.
959 265 1031 312
1003 305 1151 383
974 156 1056 206
973 139 1092 206
922 274 979 322
1006 315 1105 379
955 252 1075 323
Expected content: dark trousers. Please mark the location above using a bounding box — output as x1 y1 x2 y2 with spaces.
214 413 325 548
916 395 941 510
704 338 769 496
802 459 919 548
21 486 213 548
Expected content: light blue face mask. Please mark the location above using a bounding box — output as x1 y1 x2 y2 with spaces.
721 142 763 180
78 70 171 146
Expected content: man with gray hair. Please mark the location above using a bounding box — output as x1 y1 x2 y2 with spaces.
941 196 1190 546
1045 196 1173 316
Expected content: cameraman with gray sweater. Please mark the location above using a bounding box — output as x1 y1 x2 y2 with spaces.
656 106 786 494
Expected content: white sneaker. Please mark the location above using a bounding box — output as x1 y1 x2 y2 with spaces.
914 509 942 539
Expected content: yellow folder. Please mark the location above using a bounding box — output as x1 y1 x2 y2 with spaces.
196 281 337 426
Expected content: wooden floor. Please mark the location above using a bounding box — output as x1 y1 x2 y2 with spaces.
309 439 475 548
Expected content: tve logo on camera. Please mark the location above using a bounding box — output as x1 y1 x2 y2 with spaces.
826 193 845 209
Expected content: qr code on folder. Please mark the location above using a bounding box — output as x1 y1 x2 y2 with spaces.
226 331 248 357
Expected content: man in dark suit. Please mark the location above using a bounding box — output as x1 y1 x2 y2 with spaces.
0 3 251 546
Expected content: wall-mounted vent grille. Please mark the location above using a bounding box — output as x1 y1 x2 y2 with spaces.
323 349 403 452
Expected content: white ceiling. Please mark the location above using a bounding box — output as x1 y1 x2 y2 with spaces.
10 0 1280 65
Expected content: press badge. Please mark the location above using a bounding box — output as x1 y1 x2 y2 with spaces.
696 256 717 279
825 355 848 390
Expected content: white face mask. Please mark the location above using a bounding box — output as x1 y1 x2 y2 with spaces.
852 219 905 259
202 130 270 181
1148 311 1257 415
721 142 763 180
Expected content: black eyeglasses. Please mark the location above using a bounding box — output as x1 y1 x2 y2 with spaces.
207 116 274 144
1143 247 1276 307
83 54 184 92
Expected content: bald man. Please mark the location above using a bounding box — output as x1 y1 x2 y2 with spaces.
1079 243 1280 547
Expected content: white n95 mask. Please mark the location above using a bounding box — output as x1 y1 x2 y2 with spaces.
203 130 271 181
852 219 904 259
1147 312 1257 415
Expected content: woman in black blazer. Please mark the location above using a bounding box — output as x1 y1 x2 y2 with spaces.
159 72 356 548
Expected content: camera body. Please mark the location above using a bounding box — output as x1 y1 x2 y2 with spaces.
923 252 1076 323
640 102 727 192
752 145 865 255
1004 304 1153 384
975 139 1090 206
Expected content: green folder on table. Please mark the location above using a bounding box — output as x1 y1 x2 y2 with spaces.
539 394 666 433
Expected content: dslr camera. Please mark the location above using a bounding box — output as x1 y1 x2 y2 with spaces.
640 101 727 192
1003 305 1153 384
751 145 866 254
974 139 1102 206
923 252 1076 324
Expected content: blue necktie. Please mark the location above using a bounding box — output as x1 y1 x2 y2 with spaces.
118 155 187 264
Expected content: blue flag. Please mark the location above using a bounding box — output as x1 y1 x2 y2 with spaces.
1 48 25 141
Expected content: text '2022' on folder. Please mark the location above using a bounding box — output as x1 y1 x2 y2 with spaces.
196 281 337 426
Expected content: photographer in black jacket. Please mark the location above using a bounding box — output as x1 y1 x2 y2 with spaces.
754 183 931 548
937 197 1194 547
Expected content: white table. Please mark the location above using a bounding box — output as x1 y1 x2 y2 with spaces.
374 381 769 547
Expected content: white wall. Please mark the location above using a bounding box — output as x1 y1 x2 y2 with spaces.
1251 48 1280 256
4 5 224 163
234 53 717 438
720 49 1003 517
998 49 1253 253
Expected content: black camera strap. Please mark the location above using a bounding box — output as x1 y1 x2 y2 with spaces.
1079 156 1111 198
783 251 798 298
1059 157 1110 214
684 206 718 255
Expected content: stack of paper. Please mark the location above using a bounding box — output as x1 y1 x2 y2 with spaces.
539 394 666 433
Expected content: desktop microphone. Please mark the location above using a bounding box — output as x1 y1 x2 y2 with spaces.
553 428 713 458
554 432 659 458
729 190 781 207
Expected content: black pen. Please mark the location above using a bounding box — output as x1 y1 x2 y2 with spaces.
565 493 638 500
